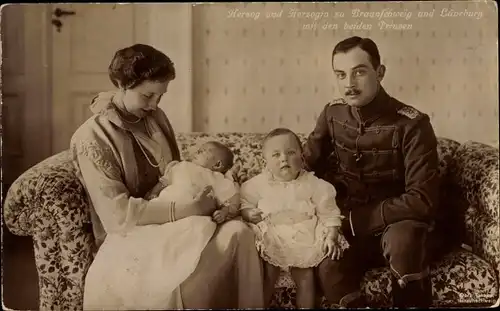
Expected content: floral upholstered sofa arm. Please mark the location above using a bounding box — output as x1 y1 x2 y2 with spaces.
450 141 500 287
3 150 94 311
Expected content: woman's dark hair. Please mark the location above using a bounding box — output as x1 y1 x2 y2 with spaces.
332 36 381 70
262 128 303 153
108 44 176 89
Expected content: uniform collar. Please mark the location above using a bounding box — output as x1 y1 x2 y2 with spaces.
351 87 394 123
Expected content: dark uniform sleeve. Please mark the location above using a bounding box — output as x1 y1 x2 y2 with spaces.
302 104 334 178
349 114 441 237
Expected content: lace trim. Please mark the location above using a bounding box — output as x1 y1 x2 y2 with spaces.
74 140 121 179
252 221 350 270
263 169 313 185
257 240 327 270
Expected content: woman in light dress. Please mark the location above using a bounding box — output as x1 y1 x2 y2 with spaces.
70 44 264 310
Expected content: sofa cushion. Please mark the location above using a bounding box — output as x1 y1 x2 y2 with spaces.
450 141 500 277
436 137 461 178
4 150 90 236
271 249 498 307
451 141 499 223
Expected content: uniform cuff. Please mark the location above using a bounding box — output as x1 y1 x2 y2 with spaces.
350 202 386 237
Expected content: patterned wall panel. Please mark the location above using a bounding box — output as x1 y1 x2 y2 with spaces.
192 2 498 146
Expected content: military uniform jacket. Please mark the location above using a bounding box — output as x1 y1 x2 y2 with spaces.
302 87 441 237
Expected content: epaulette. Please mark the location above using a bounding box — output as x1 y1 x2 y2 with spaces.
397 105 421 119
328 98 347 106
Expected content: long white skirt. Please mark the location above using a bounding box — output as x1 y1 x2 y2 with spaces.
83 216 217 310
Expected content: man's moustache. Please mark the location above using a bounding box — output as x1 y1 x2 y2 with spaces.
345 90 361 96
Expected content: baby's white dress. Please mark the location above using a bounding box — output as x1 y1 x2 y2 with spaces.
158 160 238 207
83 161 238 310
240 170 349 270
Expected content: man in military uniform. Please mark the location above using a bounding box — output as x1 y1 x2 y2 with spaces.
303 36 441 308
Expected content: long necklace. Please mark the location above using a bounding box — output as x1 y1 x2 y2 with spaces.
134 121 163 169
116 110 163 168
133 133 164 168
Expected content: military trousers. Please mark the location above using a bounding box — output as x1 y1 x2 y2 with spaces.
315 219 443 308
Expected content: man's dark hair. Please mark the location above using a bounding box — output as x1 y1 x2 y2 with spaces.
332 36 381 70
108 44 176 89
263 128 303 153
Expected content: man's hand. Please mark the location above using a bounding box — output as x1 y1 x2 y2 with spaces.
323 227 343 260
212 207 229 224
241 208 263 224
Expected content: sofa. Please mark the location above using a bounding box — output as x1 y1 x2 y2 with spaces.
3 132 499 310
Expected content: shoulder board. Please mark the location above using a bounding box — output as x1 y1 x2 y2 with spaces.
328 98 347 106
397 105 421 119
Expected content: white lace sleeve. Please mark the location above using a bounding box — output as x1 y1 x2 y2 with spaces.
240 178 261 211
212 172 239 205
311 177 343 228
72 138 172 233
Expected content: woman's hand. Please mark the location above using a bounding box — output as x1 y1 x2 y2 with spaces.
144 182 167 200
191 186 217 216
241 208 263 224
323 227 343 260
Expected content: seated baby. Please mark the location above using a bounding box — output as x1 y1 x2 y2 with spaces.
146 141 240 223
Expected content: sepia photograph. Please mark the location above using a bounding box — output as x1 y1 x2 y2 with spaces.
1 1 499 310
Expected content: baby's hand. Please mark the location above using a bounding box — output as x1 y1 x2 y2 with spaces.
241 208 263 224
323 227 343 260
212 208 229 224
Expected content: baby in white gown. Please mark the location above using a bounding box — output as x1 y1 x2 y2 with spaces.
240 128 349 308
147 140 241 222
84 141 239 310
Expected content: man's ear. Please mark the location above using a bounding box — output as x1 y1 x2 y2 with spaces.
376 64 386 82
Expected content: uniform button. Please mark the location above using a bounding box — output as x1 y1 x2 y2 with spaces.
372 148 378 153
342 123 347 129
376 128 381 134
